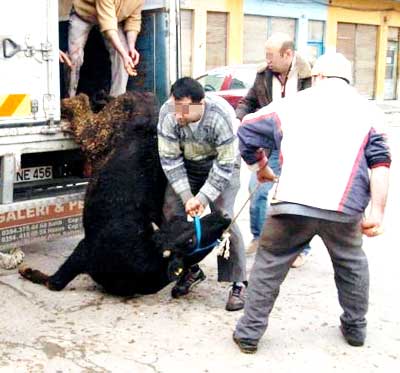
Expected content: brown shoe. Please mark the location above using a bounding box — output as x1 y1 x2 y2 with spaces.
226 284 245 311
246 238 259 255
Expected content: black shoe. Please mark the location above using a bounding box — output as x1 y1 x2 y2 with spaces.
226 284 245 311
233 333 258 354
171 267 206 298
340 324 366 347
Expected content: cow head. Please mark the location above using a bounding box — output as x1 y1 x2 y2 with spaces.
153 211 231 281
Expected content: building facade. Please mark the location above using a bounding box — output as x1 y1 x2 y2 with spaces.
178 0 244 77
242 0 327 65
327 0 400 100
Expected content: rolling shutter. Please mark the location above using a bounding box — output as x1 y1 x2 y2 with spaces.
206 12 227 70
337 23 377 98
269 17 296 40
181 9 193 77
243 15 268 64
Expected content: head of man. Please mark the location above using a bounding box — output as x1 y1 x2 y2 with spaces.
311 52 352 86
265 32 295 74
170 77 205 126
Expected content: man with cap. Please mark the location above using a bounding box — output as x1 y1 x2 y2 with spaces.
232 52 391 353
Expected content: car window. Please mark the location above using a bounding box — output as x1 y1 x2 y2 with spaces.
197 75 224 92
196 65 256 91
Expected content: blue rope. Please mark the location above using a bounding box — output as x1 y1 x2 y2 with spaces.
188 216 220 256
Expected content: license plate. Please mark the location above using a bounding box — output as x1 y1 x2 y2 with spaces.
15 166 53 183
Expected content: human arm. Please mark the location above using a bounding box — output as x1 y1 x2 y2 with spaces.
126 30 140 65
96 0 139 75
362 126 391 237
124 1 144 65
237 108 281 182
361 166 389 237
157 103 194 205
235 82 260 120
103 29 136 75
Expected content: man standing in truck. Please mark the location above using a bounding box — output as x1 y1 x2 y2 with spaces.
68 0 144 97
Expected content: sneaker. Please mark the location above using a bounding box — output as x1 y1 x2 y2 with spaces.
226 284 245 311
246 238 259 255
232 333 258 354
291 253 307 268
171 267 206 298
340 324 366 347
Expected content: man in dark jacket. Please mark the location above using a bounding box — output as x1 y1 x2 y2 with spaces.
236 32 312 267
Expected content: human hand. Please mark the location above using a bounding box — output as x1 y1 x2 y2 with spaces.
123 54 137 76
361 210 384 237
185 197 205 217
59 50 72 68
129 48 140 65
257 165 278 183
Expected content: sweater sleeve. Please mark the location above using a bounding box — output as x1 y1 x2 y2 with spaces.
96 0 118 32
124 0 144 32
365 129 391 169
237 107 281 171
196 123 236 205
157 104 193 204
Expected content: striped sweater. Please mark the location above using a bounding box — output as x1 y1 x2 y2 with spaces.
158 94 238 206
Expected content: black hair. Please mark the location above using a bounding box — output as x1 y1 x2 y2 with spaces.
327 76 350 84
170 77 205 102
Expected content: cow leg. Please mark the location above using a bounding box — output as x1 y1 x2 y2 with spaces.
19 239 87 291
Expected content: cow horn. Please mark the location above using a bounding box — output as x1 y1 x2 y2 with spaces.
151 222 160 231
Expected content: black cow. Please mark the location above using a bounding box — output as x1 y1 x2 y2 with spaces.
19 92 230 296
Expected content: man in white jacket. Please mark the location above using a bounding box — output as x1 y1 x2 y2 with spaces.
233 52 391 353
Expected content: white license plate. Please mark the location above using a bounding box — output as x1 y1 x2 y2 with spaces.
15 166 53 183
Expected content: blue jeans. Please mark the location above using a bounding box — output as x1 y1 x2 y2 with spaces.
248 150 310 254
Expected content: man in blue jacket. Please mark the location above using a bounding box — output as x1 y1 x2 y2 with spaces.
233 52 391 353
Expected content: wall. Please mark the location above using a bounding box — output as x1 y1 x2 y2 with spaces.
243 0 328 57
327 0 400 100
180 0 244 77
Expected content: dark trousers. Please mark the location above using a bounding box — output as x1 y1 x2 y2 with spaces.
235 214 369 341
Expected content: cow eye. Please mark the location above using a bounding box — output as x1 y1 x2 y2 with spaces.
188 238 193 245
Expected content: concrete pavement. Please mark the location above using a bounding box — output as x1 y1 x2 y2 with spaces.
0 116 399 372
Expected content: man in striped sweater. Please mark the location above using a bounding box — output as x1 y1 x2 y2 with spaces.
157 77 247 311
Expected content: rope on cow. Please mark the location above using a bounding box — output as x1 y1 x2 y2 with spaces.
216 182 263 259
0 248 25 270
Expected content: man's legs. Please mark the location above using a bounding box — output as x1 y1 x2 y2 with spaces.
103 24 129 97
68 13 92 97
235 215 316 345
247 150 280 254
319 220 369 346
213 167 246 283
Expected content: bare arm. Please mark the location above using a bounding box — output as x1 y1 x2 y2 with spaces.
126 30 140 65
361 166 390 237
103 30 136 75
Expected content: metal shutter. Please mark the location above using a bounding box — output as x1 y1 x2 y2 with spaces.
206 12 227 70
243 15 268 64
181 9 193 77
337 23 377 98
384 27 399 100
269 17 296 40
